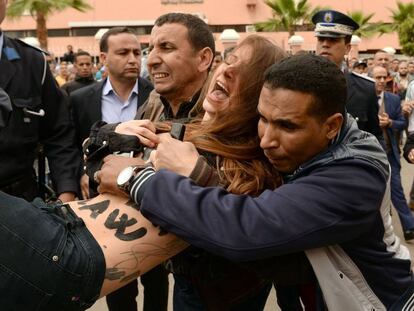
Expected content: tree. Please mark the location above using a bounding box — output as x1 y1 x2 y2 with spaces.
377 1 414 35
6 0 91 50
397 16 414 56
389 0 414 31
256 0 325 36
347 10 387 38
380 1 414 54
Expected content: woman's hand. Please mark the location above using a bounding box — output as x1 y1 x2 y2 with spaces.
402 101 414 118
115 120 159 148
80 173 90 199
150 133 199 177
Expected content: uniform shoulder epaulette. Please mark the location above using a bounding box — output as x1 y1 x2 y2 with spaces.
15 38 49 55
350 71 375 83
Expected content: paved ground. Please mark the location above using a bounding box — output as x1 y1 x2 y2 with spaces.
88 159 414 311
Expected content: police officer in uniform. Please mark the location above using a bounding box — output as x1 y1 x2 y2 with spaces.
0 0 80 202
312 10 383 143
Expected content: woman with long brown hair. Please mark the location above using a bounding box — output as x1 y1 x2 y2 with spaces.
155 34 285 195
151 35 287 310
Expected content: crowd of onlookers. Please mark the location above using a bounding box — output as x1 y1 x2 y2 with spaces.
348 52 414 100
345 50 414 210
46 45 108 87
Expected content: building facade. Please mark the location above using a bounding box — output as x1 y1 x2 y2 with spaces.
1 0 407 58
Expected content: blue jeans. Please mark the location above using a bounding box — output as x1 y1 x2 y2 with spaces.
0 192 105 311
173 274 271 311
388 154 414 231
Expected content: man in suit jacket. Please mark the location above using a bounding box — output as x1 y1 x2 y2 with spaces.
70 72 152 150
312 10 383 144
344 72 383 140
70 27 166 311
371 66 414 241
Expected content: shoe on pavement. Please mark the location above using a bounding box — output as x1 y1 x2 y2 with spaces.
404 229 414 241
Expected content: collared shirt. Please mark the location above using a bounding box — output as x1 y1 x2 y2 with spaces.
377 92 384 109
101 77 139 123
158 90 201 121
405 81 414 133
377 91 392 152
0 32 4 60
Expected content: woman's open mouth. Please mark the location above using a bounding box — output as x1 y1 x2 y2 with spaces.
209 81 229 101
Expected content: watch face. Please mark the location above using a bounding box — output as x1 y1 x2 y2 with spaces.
117 166 134 186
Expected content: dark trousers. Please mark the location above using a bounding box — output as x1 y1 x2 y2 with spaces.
173 274 271 311
0 174 38 201
106 264 169 311
275 285 303 311
106 280 138 311
388 154 414 231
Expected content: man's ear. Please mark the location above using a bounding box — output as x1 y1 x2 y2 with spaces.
345 43 351 56
100 52 107 66
325 113 344 140
197 47 214 73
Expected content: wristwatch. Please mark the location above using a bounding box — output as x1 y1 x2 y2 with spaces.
117 165 141 193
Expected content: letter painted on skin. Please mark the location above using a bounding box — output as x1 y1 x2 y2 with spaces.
105 267 125 281
104 238 188 281
77 199 92 205
104 209 147 241
121 271 140 283
125 199 140 211
152 223 168 236
78 200 110 219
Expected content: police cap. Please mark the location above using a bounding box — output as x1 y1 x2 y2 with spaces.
312 10 359 38
353 60 367 69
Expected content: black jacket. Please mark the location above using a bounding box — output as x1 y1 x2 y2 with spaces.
61 74 96 96
0 36 80 196
345 72 383 142
70 77 153 150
